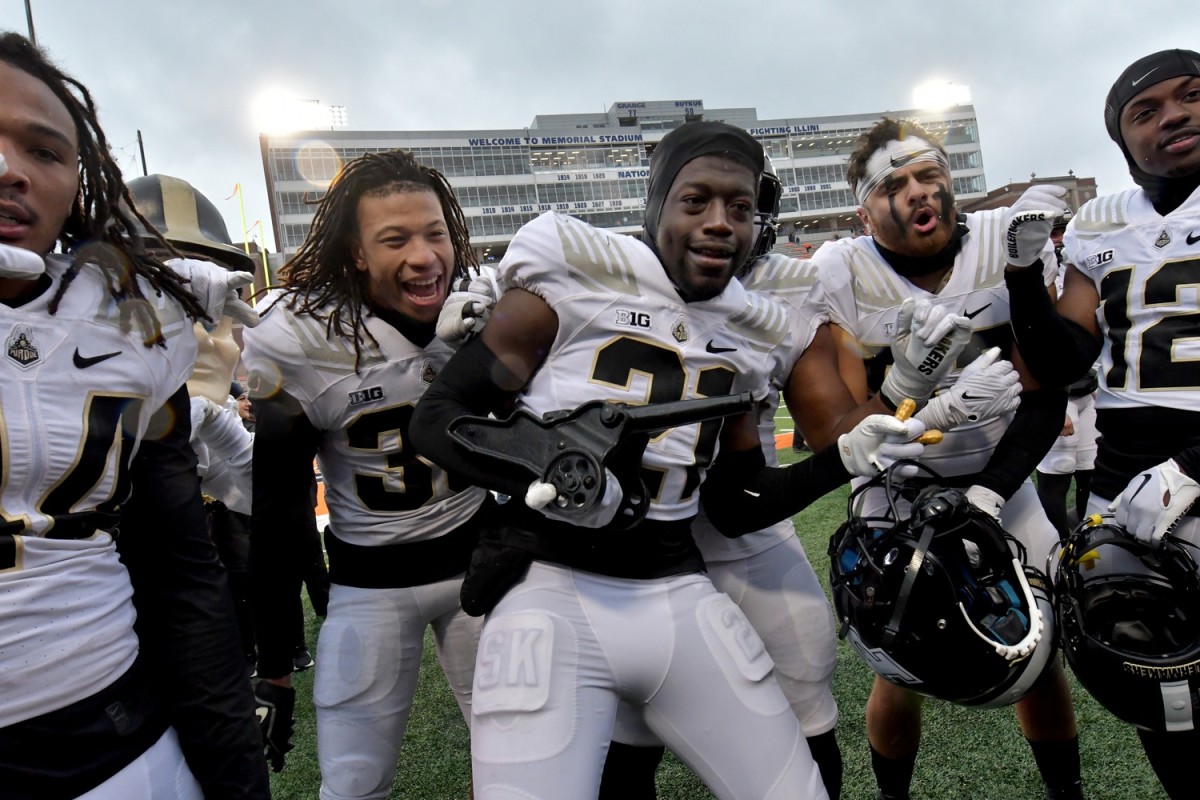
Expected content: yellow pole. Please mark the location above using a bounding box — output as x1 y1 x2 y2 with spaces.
235 183 252 259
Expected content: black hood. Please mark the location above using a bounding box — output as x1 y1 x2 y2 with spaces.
641 121 764 254
1104 48 1200 213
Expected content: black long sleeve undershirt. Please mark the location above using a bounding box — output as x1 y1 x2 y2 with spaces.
411 337 539 500
1005 265 1102 386
117 386 271 799
701 442 853 537
248 387 322 680
975 387 1068 501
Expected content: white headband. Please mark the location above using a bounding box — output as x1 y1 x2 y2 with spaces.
854 136 950 205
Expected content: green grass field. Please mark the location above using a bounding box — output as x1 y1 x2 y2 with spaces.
270 424 1167 799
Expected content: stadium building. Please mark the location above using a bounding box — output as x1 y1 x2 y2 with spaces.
260 99 987 264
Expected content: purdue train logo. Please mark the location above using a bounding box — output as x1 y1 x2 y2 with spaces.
671 316 689 344
1154 227 1172 250
6 325 40 368
420 359 438 385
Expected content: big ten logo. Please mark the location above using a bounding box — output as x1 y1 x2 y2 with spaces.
476 624 546 691
615 309 651 328
1084 249 1114 269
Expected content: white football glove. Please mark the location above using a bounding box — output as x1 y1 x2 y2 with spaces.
188 396 222 443
0 242 46 280
525 469 624 529
436 267 500 347
880 298 972 408
0 155 45 280
1003 185 1070 269
167 257 258 330
837 414 926 477
915 347 1022 432
965 485 1005 521
1109 459 1200 547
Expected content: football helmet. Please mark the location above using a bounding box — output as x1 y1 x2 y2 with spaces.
741 155 781 274
126 174 255 272
1054 514 1200 732
829 461 1055 707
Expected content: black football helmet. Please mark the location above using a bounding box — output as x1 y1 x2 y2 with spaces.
1053 514 1200 732
829 461 1055 707
741 155 781 274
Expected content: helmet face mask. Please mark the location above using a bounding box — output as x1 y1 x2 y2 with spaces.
741 156 781 275
829 461 1055 707
1054 517 1200 732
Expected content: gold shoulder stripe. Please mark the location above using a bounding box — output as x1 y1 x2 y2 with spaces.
972 211 1007 291
728 292 793 354
846 245 907 315
285 308 383 372
743 254 819 297
1074 191 1131 233
555 215 642 296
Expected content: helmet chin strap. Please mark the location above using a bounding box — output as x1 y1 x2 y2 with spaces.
958 558 1045 662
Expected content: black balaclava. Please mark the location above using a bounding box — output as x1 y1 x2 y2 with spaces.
1104 48 1200 214
641 121 764 261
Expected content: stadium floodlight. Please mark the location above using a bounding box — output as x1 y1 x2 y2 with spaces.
912 81 971 111
254 89 348 133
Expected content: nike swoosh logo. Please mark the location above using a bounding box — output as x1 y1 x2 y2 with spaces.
963 304 991 319
1187 232 1200 246
1127 472 1154 502
1131 67 1159 86
961 393 987 401
706 340 737 354
73 348 122 368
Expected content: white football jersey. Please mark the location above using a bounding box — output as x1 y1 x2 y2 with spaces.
815 212 1057 477
1064 184 1200 413
500 212 794 522
242 293 486 547
0 254 196 727
692 253 825 561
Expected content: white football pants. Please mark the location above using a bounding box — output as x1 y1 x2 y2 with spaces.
470 561 829 800
314 577 482 800
75 728 201 800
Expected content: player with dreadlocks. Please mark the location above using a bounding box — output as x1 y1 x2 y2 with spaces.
0 31 270 800
243 149 490 798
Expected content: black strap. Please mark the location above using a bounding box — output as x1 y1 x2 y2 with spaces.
881 520 937 649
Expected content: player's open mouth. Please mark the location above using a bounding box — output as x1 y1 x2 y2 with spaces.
403 275 443 303
0 209 31 240
689 245 734 269
912 208 938 233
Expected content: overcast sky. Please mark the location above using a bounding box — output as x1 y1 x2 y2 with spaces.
6 0 1198 253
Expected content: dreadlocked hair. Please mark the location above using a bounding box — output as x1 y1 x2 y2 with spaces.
845 117 947 196
280 149 476 369
0 32 206 347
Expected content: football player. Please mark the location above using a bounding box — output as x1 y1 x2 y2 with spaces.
812 117 1084 800
242 149 491 798
0 32 269 800
431 158 1018 800
410 121 939 799
1005 48 1200 800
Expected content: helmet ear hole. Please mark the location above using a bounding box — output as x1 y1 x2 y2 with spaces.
1055 520 1200 732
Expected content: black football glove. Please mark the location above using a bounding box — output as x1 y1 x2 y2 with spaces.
254 680 295 773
